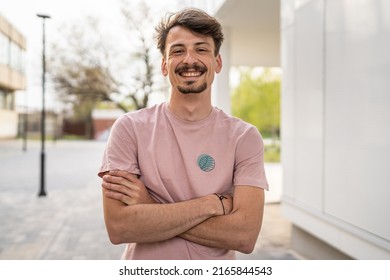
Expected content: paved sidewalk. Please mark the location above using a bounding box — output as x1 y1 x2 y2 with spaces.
0 139 125 259
0 139 300 260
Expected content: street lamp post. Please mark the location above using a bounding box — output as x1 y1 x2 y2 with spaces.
37 13 50 197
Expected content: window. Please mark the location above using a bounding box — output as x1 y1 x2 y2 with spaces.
6 90 14 109
10 41 19 71
0 30 26 73
0 89 5 109
0 32 8 65
0 90 15 110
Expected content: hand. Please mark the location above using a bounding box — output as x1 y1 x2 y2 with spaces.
102 170 157 205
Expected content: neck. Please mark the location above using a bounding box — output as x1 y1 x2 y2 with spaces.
168 92 212 122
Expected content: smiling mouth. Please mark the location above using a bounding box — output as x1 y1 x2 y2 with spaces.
180 71 203 77
176 64 207 78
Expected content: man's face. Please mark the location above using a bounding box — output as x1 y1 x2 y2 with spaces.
161 26 222 95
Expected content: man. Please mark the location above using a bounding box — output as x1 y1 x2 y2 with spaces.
98 8 268 260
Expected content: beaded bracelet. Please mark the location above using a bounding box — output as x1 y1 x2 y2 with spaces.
214 193 227 215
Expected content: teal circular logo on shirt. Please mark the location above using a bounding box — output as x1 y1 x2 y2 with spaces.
197 154 215 172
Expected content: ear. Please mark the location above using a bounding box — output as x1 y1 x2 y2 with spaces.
161 57 168 76
215 54 222 74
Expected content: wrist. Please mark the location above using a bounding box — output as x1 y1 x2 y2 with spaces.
203 195 221 216
213 193 227 216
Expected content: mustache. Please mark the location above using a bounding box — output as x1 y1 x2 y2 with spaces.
175 64 207 74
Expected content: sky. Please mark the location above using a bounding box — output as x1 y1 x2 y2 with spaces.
0 0 181 111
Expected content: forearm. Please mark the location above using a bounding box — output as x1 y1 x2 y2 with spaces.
103 189 222 244
179 211 256 253
179 187 265 254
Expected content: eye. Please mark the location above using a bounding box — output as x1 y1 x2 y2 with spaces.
171 49 184 55
197 48 208 53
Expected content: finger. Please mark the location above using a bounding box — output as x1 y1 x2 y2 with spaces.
105 190 135 205
102 181 135 198
109 170 139 182
103 175 137 190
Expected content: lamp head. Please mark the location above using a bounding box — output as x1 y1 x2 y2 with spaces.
37 14 51 19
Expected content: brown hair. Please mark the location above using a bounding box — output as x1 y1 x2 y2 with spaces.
155 8 224 57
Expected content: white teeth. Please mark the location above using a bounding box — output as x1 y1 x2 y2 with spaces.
181 72 202 77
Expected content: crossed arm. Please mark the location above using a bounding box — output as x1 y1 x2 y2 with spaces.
101 170 265 254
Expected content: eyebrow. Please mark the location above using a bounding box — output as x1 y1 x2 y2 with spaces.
170 41 211 49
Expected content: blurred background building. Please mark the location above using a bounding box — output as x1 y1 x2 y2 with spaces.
0 14 26 139
185 0 390 259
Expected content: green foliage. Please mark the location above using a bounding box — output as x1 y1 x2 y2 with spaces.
264 142 280 163
231 68 281 139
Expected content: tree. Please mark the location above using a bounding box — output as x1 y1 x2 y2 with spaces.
120 0 158 110
231 68 280 139
48 1 166 138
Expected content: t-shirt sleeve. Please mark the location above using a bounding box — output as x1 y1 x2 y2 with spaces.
233 126 269 190
98 114 140 178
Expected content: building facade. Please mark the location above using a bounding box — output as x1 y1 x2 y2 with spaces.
280 0 390 259
186 0 390 259
0 14 26 139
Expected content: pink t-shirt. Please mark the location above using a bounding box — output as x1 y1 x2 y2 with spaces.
99 102 268 259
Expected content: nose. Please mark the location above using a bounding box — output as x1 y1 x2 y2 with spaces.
183 50 197 65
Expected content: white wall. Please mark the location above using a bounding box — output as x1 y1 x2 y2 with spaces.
281 0 390 259
212 26 231 114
